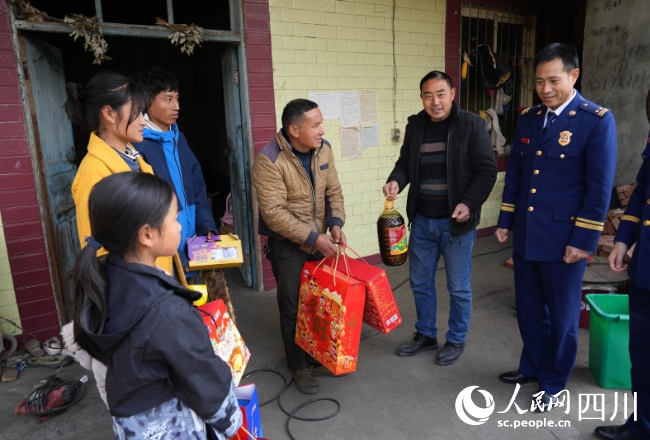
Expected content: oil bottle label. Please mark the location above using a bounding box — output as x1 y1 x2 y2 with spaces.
388 225 407 255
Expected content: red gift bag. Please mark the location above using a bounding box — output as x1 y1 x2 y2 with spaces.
295 258 365 375
335 248 402 334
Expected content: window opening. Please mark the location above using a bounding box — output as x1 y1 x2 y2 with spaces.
460 3 535 158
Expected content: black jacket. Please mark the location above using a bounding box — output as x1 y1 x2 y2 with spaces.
86 256 234 420
387 102 497 236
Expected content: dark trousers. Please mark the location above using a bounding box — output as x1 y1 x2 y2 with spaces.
267 238 322 371
626 281 650 438
512 253 586 395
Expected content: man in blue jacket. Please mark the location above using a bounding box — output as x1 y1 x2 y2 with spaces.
495 43 617 412
133 68 231 309
134 67 218 272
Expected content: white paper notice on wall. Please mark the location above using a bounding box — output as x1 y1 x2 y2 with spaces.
308 92 341 120
359 91 378 126
340 91 360 127
340 127 360 159
361 125 380 150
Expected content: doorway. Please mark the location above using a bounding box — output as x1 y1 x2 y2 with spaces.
17 22 256 317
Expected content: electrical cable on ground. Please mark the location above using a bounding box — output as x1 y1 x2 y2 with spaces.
15 374 86 422
242 368 340 440
241 245 514 438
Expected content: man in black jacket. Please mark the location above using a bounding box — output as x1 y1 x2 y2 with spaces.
384 70 497 366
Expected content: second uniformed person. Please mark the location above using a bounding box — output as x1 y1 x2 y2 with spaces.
595 91 650 440
494 43 617 411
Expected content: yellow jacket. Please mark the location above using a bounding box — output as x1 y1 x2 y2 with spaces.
72 132 173 274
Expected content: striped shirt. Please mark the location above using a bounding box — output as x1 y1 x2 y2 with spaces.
416 117 450 219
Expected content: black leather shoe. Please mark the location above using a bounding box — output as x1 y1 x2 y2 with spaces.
396 332 438 356
499 370 538 385
594 425 637 440
435 342 465 366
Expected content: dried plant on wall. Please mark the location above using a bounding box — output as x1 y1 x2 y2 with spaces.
64 14 111 65
8 0 60 23
155 17 205 55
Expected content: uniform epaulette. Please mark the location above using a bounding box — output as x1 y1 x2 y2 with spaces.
519 104 541 117
579 100 610 117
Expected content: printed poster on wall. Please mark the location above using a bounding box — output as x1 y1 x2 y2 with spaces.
308 92 341 120
340 127 360 159
361 125 380 150
359 91 378 126
340 91 360 128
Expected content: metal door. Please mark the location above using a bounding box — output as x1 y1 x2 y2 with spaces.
22 35 79 321
221 46 255 287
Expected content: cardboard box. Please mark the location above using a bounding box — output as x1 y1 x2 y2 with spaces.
331 257 402 334
189 234 244 270
197 300 250 385
295 260 365 375
187 235 220 262
234 384 263 440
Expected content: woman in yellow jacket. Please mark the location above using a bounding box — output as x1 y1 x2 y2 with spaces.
64 71 173 407
65 71 172 274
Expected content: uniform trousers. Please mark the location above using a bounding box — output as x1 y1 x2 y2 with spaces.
512 253 586 395
626 281 650 438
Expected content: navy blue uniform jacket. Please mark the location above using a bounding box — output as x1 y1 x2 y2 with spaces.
615 133 650 290
497 91 617 261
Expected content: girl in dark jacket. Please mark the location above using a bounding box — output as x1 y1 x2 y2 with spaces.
72 172 241 439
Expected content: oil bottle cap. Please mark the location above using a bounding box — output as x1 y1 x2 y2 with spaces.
384 197 395 210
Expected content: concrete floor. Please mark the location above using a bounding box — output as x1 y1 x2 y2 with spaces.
0 236 632 439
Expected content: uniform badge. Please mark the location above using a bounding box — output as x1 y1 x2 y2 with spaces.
536 110 542 115
569 110 576 116
521 138 530 144
558 131 572 146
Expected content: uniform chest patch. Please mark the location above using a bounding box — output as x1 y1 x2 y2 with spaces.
558 131 572 146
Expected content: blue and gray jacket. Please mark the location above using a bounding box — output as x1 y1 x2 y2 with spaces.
134 124 218 271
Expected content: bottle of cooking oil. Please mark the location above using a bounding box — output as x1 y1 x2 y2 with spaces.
377 198 408 266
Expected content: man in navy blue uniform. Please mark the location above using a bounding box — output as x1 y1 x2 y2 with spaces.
495 43 617 411
595 91 650 440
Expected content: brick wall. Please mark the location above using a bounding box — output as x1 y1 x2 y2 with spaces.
0 1 58 344
243 0 279 289
269 0 448 258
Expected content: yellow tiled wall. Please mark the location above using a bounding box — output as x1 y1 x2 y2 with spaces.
0 212 21 337
269 0 502 256
478 171 505 230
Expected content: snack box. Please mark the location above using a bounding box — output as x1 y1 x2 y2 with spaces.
188 234 244 269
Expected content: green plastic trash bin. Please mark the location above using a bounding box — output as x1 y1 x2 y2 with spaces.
585 294 631 390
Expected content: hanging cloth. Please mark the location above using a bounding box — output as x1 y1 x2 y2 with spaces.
475 44 512 89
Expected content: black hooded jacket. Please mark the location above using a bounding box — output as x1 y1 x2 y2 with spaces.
86 256 233 419
387 102 497 236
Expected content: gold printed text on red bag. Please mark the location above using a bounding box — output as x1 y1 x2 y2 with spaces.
295 261 365 375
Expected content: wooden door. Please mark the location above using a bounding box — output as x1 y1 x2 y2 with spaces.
221 46 255 287
21 35 79 321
